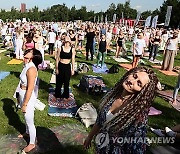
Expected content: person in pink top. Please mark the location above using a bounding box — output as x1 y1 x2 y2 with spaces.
23 32 35 50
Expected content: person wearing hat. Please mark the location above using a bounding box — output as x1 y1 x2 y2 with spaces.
55 36 75 100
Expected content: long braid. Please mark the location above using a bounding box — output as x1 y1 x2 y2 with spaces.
99 67 158 133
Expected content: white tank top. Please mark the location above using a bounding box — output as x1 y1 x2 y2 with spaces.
20 62 37 87
167 38 178 50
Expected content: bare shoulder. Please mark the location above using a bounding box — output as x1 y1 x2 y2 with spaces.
27 67 37 76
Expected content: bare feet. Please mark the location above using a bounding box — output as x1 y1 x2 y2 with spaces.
23 144 35 153
172 99 177 106
18 133 29 138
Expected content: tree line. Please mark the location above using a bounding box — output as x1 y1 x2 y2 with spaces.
0 0 179 28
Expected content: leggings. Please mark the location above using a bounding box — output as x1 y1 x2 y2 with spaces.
173 75 180 100
19 89 36 144
97 52 106 67
15 39 23 59
86 43 94 61
48 43 54 55
55 62 71 98
149 44 159 60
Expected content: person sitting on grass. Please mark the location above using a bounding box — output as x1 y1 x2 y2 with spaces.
97 34 107 68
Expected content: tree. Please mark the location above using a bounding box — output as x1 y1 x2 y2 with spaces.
106 3 116 21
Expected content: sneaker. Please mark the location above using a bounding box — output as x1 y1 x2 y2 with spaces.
150 128 165 137
165 127 177 137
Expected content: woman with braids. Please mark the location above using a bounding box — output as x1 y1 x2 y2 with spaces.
84 67 158 154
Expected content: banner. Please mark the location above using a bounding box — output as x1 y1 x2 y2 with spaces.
151 15 158 28
145 16 152 27
94 16 96 23
105 15 107 23
134 11 141 26
113 14 116 23
164 6 172 27
101 14 103 23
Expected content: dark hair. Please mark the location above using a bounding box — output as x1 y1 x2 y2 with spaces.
24 48 42 69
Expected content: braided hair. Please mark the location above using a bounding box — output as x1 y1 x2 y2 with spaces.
99 66 159 134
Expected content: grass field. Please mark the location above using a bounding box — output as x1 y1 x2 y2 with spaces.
0 43 180 153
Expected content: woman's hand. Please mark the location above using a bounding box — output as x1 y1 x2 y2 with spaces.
71 70 74 76
21 105 27 113
56 68 59 75
83 136 93 150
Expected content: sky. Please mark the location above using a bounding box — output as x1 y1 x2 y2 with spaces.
0 0 165 12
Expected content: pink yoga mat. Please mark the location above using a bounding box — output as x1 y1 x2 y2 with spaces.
148 107 162 116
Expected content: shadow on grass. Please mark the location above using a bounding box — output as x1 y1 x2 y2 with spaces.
1 98 87 153
2 98 25 134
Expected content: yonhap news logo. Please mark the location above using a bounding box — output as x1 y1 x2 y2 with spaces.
95 134 175 148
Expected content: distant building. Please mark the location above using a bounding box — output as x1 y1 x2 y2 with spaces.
21 3 26 13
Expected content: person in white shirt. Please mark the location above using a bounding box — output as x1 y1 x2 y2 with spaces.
132 32 146 68
161 33 178 71
54 34 62 59
47 29 56 55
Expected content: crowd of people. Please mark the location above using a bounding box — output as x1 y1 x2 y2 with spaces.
0 20 180 153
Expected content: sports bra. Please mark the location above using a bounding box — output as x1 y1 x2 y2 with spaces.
154 36 161 42
70 35 76 41
25 42 34 49
60 46 72 59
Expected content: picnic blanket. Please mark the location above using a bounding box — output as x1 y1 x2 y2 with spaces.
92 64 109 74
112 56 130 63
157 90 180 111
0 71 10 81
7 59 23 65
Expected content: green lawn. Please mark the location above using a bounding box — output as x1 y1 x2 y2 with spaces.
0 44 180 153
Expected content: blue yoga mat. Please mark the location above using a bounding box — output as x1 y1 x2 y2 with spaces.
92 64 109 74
0 71 10 81
48 106 78 117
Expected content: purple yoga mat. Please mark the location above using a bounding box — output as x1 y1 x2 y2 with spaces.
92 64 109 74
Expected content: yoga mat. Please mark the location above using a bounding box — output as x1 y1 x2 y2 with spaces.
111 49 116 52
0 123 88 153
50 74 56 84
157 90 180 111
0 49 6 53
0 71 10 81
159 70 178 76
126 56 146 64
112 56 130 63
152 65 178 76
119 63 132 71
148 107 162 116
7 59 23 65
92 64 109 74
149 59 163 65
38 60 50 70
151 146 180 154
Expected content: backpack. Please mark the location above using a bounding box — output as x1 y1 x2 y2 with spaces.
79 75 107 95
108 64 119 74
78 63 90 73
